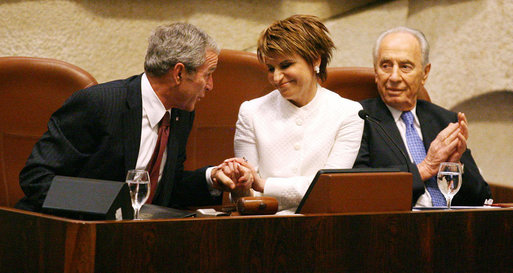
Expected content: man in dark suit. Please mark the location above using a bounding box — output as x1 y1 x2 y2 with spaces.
354 27 491 206
16 23 250 212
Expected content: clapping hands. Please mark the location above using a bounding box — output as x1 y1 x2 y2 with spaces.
447 112 468 162
420 112 468 179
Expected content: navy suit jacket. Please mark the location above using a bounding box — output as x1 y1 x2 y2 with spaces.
16 74 221 211
354 97 491 206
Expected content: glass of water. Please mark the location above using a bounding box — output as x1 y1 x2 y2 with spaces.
125 169 150 220
437 162 463 209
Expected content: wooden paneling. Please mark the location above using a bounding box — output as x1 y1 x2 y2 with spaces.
93 210 513 272
0 207 95 272
2 207 512 272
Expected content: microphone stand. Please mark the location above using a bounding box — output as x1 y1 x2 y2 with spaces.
358 110 412 173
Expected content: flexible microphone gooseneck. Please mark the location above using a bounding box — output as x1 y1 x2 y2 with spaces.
358 109 412 173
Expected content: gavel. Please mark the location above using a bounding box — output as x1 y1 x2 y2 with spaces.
236 196 278 215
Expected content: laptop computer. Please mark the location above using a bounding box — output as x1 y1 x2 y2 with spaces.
295 168 412 214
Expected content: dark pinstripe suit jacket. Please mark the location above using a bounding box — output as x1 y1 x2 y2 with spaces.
16 74 221 211
353 98 491 206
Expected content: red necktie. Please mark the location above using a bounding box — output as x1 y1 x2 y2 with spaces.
146 111 170 203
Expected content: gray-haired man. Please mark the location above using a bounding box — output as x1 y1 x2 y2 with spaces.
17 23 249 211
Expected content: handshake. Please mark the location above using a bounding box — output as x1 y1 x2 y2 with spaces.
210 157 266 197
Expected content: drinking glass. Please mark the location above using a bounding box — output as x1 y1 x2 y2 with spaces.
437 162 463 209
125 169 150 220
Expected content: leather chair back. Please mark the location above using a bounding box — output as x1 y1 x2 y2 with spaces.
185 50 273 169
185 50 430 170
0 57 97 207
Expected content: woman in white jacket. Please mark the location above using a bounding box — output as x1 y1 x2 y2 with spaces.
230 15 364 214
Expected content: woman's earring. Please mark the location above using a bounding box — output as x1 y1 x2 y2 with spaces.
314 66 320 74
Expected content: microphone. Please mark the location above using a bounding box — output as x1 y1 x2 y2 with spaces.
358 109 411 172
357 109 370 120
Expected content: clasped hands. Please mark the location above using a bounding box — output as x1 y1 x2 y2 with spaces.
210 158 265 197
418 112 468 180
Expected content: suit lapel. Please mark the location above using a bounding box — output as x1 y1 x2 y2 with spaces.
122 76 143 172
166 109 180 171
374 99 409 159
416 101 438 150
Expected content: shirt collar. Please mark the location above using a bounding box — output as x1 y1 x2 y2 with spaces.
141 73 167 128
279 84 323 112
301 84 323 112
386 103 420 126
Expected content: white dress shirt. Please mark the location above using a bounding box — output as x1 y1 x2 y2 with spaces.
135 73 168 181
385 104 433 207
234 85 364 213
136 74 218 195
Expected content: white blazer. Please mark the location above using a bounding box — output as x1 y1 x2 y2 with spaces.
234 86 364 213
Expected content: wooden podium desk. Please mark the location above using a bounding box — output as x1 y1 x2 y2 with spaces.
1 206 512 273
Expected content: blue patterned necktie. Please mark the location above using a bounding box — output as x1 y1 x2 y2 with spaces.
401 111 447 206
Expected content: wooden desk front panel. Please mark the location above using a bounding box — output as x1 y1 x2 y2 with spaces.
94 209 513 272
0 207 96 273
2 207 512 272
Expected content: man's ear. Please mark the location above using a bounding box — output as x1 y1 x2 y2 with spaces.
421 63 431 85
172 63 185 84
374 65 379 85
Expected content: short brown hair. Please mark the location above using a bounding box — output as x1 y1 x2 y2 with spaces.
257 15 335 82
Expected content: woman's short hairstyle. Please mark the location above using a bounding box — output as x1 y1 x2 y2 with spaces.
257 15 335 82
373 26 430 68
144 22 219 77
